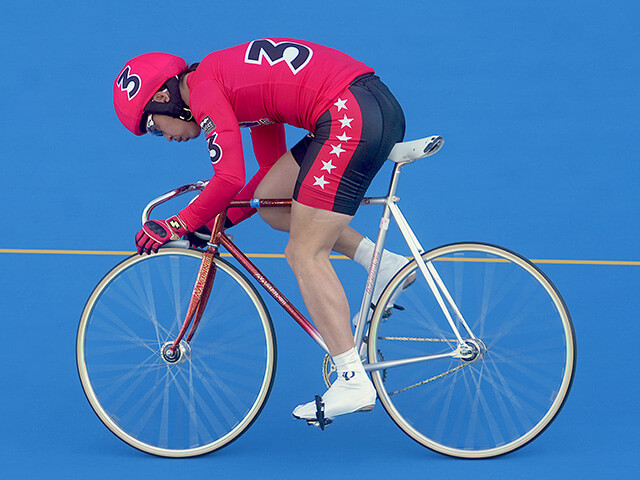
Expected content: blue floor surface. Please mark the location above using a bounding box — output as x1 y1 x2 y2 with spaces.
1 1 638 478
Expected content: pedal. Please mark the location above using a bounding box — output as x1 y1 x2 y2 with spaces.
305 418 333 429
382 304 405 319
313 395 331 430
293 395 333 430
378 271 418 318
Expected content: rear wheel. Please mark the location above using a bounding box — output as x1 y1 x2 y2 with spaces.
368 242 576 458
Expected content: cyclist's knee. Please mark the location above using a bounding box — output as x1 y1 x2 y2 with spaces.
284 240 303 271
285 239 327 273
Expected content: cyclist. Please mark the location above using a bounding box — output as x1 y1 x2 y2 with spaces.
113 38 408 425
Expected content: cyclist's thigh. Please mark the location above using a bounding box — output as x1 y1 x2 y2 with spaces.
254 150 300 199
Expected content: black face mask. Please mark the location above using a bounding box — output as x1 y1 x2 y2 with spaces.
140 76 193 132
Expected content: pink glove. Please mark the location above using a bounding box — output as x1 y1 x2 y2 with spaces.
135 214 189 254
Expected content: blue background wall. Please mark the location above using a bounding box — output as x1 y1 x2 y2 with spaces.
1 1 638 478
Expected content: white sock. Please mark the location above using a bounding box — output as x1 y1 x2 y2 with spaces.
353 237 408 301
354 237 406 276
354 237 376 270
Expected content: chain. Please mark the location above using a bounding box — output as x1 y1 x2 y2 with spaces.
378 336 456 343
376 335 469 395
388 362 470 395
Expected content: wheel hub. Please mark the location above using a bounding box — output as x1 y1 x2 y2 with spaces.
161 341 191 364
458 339 487 362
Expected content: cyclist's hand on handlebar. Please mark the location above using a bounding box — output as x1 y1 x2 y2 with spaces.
135 214 189 254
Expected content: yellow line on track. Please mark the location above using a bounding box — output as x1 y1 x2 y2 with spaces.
0 248 283 258
0 248 135 256
532 259 640 266
0 248 638 266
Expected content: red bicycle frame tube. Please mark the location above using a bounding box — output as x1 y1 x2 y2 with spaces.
168 250 216 352
169 199 329 355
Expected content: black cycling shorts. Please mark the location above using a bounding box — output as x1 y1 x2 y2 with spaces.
291 74 405 216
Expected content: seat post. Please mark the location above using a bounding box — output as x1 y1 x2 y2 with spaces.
385 161 406 200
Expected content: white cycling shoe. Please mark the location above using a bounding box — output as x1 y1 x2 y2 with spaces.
292 370 376 427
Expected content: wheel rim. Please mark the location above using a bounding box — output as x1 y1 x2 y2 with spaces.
368 243 575 458
77 250 275 456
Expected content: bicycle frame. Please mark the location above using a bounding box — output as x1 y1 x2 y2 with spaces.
144 160 476 371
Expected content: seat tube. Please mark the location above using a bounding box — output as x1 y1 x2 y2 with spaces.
353 163 404 349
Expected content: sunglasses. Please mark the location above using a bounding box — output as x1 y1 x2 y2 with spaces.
146 114 163 136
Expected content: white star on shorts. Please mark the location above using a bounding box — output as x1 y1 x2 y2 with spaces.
333 98 348 111
338 115 354 129
336 132 352 142
313 175 329 189
330 144 346 157
321 159 336 174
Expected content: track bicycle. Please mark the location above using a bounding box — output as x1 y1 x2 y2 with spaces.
76 135 576 458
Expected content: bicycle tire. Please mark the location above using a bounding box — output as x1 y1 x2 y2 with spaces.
367 242 576 458
76 248 277 457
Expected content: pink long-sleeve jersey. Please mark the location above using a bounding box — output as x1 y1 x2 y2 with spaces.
179 38 374 230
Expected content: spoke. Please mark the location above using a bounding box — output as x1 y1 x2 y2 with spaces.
127 368 172 440
136 259 165 352
431 365 460 441
88 360 167 376
159 368 170 447
479 360 527 442
159 256 201 341
105 277 156 322
170 364 231 442
477 362 520 441
192 358 255 417
103 353 163 413
94 350 159 393
469 362 508 448
123 262 160 323
91 307 159 356
187 362 198 448
192 320 259 349
489 348 563 394
478 355 536 431
395 279 455 339
87 336 158 357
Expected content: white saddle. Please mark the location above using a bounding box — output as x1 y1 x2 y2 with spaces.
388 135 444 163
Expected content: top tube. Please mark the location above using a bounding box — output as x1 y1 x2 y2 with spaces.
142 186 389 224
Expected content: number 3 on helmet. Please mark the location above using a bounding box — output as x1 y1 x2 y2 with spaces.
113 53 189 136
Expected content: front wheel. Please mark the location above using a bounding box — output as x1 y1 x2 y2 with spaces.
76 248 277 457
367 242 576 458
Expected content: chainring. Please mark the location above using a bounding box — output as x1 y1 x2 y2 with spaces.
322 354 337 388
322 350 387 388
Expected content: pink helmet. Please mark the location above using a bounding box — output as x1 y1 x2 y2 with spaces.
113 52 189 135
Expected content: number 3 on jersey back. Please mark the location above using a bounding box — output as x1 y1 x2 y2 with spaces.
244 39 313 74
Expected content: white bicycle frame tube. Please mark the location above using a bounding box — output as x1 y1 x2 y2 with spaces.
353 162 477 358
388 203 477 340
